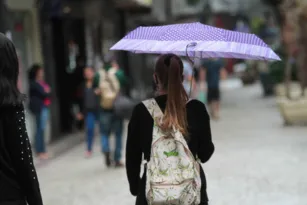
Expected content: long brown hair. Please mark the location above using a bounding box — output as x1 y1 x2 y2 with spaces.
154 54 189 136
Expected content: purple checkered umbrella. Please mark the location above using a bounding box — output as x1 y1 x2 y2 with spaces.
110 22 280 61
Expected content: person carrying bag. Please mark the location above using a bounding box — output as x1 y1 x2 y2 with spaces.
126 54 215 205
97 57 134 167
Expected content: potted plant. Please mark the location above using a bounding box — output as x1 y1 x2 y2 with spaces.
269 45 301 98
274 0 307 125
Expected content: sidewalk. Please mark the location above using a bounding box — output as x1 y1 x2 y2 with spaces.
34 131 84 167
207 83 307 205
37 82 307 205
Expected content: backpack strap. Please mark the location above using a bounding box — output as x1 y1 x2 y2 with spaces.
142 99 164 119
142 99 164 165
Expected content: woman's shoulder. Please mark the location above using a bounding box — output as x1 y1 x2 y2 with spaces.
186 99 209 118
187 99 206 107
129 101 153 125
0 92 26 107
132 98 161 117
0 104 25 116
133 101 148 113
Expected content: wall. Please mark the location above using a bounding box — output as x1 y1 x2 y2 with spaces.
7 0 46 144
25 8 49 144
6 0 34 10
84 0 103 69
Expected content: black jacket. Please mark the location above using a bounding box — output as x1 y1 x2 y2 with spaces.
126 95 214 205
79 82 100 115
0 105 43 205
29 81 49 114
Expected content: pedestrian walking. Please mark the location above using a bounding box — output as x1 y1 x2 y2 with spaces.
126 54 214 205
97 56 126 167
194 68 207 104
201 58 226 120
77 67 100 157
0 33 43 205
28 64 51 160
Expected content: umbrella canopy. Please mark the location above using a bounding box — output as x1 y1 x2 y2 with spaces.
110 22 280 61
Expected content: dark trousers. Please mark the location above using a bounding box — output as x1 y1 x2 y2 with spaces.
34 107 49 153
85 112 98 152
207 87 220 103
100 110 123 162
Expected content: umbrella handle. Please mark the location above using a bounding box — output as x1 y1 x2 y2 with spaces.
185 42 197 64
185 42 197 97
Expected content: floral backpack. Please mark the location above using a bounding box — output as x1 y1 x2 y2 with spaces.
142 99 201 205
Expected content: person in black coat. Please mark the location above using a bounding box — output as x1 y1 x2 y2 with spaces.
28 64 51 159
126 54 215 205
0 33 43 205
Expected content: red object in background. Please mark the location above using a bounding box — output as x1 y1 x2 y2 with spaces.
14 23 23 32
225 59 234 74
214 16 224 28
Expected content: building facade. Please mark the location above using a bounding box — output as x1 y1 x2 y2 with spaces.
5 0 45 143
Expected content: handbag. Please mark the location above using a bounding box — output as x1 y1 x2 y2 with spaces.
113 93 137 119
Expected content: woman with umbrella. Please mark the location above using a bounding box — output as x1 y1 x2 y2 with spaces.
112 22 280 205
126 54 214 205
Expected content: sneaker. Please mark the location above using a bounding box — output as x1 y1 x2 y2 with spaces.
115 161 125 168
104 152 111 167
85 151 92 158
38 153 49 160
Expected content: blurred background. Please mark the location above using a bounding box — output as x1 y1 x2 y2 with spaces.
1 0 307 204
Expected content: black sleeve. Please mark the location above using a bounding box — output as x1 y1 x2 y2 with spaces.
5 105 43 205
188 100 214 163
126 104 143 196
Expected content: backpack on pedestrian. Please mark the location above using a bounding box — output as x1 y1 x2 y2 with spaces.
98 67 120 110
143 99 201 205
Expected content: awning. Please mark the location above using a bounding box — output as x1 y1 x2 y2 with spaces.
114 0 152 12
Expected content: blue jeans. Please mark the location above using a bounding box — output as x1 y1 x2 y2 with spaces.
100 111 123 162
85 112 98 152
34 107 49 153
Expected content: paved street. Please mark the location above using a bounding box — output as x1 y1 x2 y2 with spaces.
37 83 307 205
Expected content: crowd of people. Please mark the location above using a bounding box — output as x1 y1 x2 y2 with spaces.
0 32 227 205
25 53 227 163
27 55 127 167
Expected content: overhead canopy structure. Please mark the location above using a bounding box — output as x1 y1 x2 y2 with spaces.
113 0 152 12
